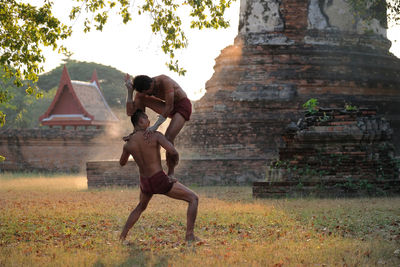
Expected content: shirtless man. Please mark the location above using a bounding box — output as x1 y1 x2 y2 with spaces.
124 74 191 178
119 109 199 242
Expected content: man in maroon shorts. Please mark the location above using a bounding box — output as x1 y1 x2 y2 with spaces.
124 74 191 178
119 109 199 242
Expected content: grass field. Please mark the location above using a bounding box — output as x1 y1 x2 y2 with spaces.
1 173 399 266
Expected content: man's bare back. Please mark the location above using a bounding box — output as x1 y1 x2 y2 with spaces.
141 75 187 103
121 131 168 178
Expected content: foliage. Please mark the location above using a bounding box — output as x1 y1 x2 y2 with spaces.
37 59 126 107
0 0 71 94
68 0 233 75
0 0 234 129
0 86 56 129
302 98 319 114
346 0 400 27
317 111 332 122
0 181 399 266
345 103 358 111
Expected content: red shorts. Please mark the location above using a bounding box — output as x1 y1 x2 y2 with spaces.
169 97 192 121
140 171 174 195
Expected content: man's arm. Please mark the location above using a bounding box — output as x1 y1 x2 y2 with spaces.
119 145 130 166
125 74 145 116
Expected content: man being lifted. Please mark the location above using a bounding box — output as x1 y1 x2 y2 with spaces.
119 109 198 242
124 74 191 178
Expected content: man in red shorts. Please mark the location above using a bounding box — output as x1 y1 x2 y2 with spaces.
119 109 199 242
124 74 191 178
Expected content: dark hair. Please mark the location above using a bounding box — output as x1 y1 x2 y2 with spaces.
131 109 146 127
133 75 153 92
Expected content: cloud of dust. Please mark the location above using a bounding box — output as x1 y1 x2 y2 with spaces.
85 108 172 162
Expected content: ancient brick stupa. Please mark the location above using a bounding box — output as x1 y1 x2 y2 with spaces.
175 0 400 183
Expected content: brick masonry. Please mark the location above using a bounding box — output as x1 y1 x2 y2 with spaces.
0 128 267 186
3 0 400 189
0 129 123 172
87 158 267 188
253 107 400 197
175 0 400 180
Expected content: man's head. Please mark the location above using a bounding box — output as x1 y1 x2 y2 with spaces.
133 75 153 93
131 109 150 129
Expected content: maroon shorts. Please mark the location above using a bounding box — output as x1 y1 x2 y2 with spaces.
140 171 174 195
169 97 192 121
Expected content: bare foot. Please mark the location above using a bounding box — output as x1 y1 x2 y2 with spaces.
119 231 127 242
185 234 200 242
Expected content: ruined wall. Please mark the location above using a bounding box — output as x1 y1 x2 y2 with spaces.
87 158 266 187
253 107 400 197
0 129 122 172
176 0 400 169
0 128 266 185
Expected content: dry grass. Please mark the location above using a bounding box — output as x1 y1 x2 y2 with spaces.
0 174 399 266
0 172 87 191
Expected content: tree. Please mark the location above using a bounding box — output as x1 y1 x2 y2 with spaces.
0 0 233 128
1 0 399 130
346 0 400 28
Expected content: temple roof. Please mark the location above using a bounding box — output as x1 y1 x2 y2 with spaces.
39 66 118 126
71 80 118 122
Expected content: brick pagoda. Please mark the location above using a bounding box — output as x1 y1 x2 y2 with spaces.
175 0 400 184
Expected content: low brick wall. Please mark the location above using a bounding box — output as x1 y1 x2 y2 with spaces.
253 180 400 198
0 129 123 172
86 161 140 187
86 158 267 187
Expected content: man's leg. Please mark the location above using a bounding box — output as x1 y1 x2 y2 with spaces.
165 182 199 241
165 113 186 176
142 96 165 114
120 191 153 241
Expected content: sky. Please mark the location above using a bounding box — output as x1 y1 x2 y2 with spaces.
39 1 400 101
40 0 241 100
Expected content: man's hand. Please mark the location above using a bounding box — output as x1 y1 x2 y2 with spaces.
148 114 166 132
168 175 178 183
124 73 133 90
122 132 134 142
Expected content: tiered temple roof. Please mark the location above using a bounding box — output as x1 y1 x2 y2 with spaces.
39 66 118 128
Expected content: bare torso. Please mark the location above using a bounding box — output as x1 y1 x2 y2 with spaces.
123 131 163 177
140 75 187 102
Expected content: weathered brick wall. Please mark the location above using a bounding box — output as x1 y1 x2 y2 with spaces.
176 0 400 163
253 180 400 198
273 108 398 181
87 159 267 187
0 129 123 172
253 107 400 197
